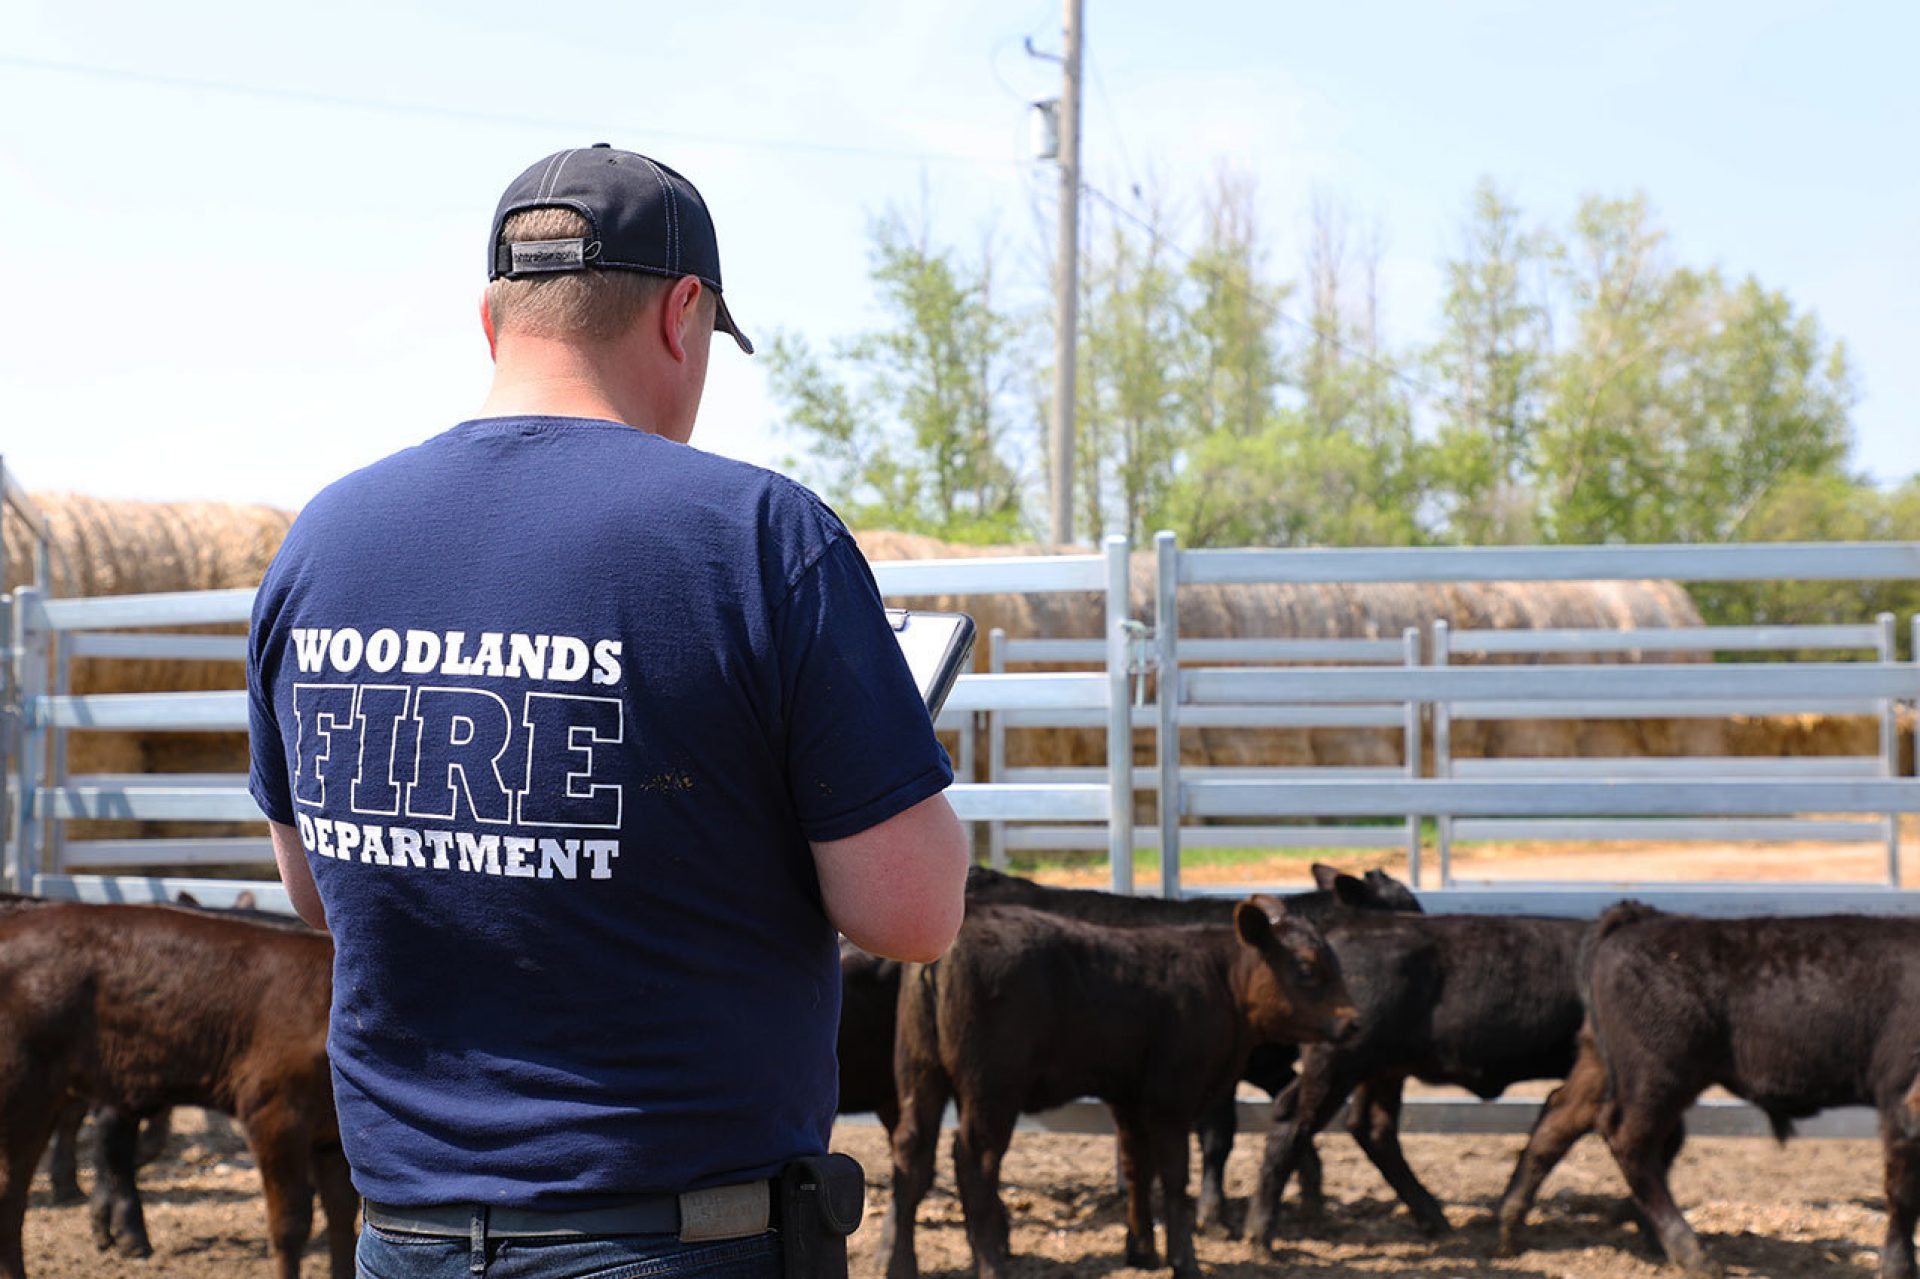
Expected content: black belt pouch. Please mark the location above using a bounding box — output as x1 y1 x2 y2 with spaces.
778 1154 865 1279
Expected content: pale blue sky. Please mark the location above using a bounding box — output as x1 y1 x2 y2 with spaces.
2 1 1913 515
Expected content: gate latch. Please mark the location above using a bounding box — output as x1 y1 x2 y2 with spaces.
1120 620 1153 708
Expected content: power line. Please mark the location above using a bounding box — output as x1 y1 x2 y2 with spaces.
1079 181 1463 413
0 53 1019 170
1084 47 1142 202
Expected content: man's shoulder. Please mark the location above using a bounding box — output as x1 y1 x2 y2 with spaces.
270 419 855 590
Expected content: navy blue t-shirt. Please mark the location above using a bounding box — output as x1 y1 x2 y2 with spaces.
246 416 952 1208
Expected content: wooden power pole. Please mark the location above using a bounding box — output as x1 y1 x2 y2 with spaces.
1048 0 1084 546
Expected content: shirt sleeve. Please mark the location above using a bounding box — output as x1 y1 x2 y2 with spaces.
246 589 295 826
775 537 955 842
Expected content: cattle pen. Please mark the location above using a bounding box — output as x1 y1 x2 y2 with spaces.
6 458 1920 1142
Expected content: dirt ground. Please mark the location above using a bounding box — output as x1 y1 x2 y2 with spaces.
834 1122 1895 1279
19 1109 1897 1279
1037 815 1920 893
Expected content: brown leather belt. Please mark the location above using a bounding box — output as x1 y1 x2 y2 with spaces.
364 1180 774 1243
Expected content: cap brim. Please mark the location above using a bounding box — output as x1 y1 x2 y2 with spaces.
714 292 753 355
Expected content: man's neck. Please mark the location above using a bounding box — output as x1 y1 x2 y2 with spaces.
477 338 665 436
477 369 635 428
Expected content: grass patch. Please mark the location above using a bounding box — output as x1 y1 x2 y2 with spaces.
1005 822 1435 878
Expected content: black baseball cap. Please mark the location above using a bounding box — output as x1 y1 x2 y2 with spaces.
488 144 752 355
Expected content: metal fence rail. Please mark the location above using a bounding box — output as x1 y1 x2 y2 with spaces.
985 625 1419 873
4 537 1145 904
1154 531 1920 901
1431 616 1904 884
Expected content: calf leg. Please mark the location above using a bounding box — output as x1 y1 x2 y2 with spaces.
1113 1107 1160 1268
1259 1076 1325 1222
0 1073 62 1279
1192 1091 1235 1234
1877 1086 1920 1279
44 1101 85 1205
135 1108 172 1167
1600 1094 1718 1278
1345 1074 1449 1235
882 1059 949 1279
313 1141 359 1279
1295 1139 1326 1221
1496 1042 1608 1255
950 1100 1018 1279
87 1106 152 1257
1149 1114 1201 1279
242 1105 317 1279
1244 1055 1358 1250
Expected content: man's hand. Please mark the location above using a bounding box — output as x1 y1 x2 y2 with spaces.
810 793 967 962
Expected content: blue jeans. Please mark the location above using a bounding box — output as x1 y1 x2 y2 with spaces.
356 1222 784 1279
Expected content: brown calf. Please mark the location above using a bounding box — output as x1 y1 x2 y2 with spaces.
0 902 353 1279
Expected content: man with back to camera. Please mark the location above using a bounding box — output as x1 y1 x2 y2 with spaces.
245 144 970 1279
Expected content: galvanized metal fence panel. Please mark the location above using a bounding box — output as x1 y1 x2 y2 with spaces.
2 535 1143 901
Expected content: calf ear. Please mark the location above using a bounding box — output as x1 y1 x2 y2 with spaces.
1228 894 1274 944
1332 874 1371 907
1310 863 1342 891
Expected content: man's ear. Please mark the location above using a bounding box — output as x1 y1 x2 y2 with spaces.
662 276 704 363
479 288 498 361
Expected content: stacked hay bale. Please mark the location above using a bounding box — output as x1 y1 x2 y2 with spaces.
855 530 1724 775
5 498 1892 851
4 494 294 844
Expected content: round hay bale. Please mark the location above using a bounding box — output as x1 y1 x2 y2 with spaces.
5 494 292 850
853 530 1722 776
0 504 1761 795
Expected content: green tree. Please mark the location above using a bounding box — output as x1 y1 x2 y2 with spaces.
1534 193 1855 546
1426 179 1553 543
765 213 1029 542
1690 473 1920 644
1075 189 1189 544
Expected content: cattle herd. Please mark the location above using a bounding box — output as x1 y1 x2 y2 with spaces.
852 866 1920 1279
0 871 1918 1279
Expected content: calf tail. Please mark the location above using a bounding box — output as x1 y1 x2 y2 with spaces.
1576 901 1663 1125
893 958 944 1079
1577 901 1661 1013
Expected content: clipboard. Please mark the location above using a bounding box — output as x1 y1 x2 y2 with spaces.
887 609 977 719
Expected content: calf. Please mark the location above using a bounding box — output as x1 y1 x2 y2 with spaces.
882 898 1357 1279
1521 903 1920 1279
838 865 1418 1230
50 893 304 1216
1243 910 1588 1247
838 941 903 1129
0 902 353 1279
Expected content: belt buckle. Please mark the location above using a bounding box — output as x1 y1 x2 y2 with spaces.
677 1181 769 1243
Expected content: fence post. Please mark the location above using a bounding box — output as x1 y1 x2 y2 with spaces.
1155 532 1181 899
1104 535 1134 896
956 712 977 788
0 594 12 884
8 588 44 894
987 628 1008 870
1885 612 1902 886
48 633 70 875
1402 626 1422 888
1432 619 1452 890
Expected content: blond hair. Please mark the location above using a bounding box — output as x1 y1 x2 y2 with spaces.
488 207 683 341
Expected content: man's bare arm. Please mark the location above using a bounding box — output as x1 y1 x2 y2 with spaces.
269 820 330 932
810 792 967 962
